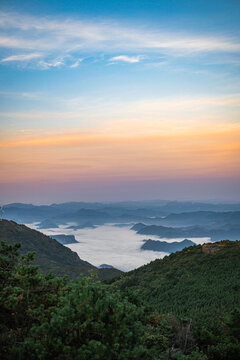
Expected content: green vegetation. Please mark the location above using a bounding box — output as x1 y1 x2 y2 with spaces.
0 220 121 281
111 241 240 316
0 232 239 359
110 241 240 359
0 241 150 359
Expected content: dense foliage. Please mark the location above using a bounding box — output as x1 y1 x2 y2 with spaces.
110 241 240 359
0 241 150 359
112 241 240 316
1 240 239 359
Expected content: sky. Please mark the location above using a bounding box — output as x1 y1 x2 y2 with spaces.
0 0 240 204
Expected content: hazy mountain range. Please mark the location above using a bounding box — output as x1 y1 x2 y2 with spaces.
3 201 240 242
131 222 240 242
4 201 240 224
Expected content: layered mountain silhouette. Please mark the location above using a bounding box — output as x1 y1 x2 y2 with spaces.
131 222 240 241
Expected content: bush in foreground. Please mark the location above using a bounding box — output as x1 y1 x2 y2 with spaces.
0 241 149 359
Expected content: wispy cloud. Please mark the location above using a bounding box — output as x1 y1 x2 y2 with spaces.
38 59 64 69
0 11 240 69
0 90 39 99
109 55 144 63
1 52 42 62
69 58 83 68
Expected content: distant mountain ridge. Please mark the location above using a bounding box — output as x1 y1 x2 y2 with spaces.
4 201 240 226
131 222 240 241
52 208 112 225
50 234 78 245
157 210 240 226
141 238 196 252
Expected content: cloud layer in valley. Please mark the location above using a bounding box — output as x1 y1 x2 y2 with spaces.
27 223 210 271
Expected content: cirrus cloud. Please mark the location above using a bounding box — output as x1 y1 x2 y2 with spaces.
0 11 240 69
1 52 42 62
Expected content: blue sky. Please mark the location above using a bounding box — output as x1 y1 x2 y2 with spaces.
0 0 240 203
1 0 240 28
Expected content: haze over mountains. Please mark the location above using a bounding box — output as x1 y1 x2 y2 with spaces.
5 200 240 224
131 221 240 242
3 201 240 245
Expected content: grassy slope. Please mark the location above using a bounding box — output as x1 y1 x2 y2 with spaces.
111 241 240 317
0 220 121 281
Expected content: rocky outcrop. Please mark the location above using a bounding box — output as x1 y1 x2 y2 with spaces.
202 243 225 254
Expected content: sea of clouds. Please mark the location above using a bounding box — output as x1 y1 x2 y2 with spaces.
27 223 210 271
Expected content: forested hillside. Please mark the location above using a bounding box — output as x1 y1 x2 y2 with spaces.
0 220 121 281
109 241 240 359
0 222 239 359
1 238 239 359
111 241 240 316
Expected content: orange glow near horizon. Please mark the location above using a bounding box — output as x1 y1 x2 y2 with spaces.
1 124 240 184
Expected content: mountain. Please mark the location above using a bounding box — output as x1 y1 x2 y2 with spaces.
131 222 147 231
1 221 240 359
4 201 240 228
157 210 240 227
66 222 96 230
154 201 240 214
4 204 63 223
141 238 196 252
37 219 59 229
52 208 112 225
110 240 240 316
135 224 201 237
99 264 114 269
133 223 240 241
50 234 78 245
0 220 121 281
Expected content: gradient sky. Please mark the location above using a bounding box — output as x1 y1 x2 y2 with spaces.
0 0 240 203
